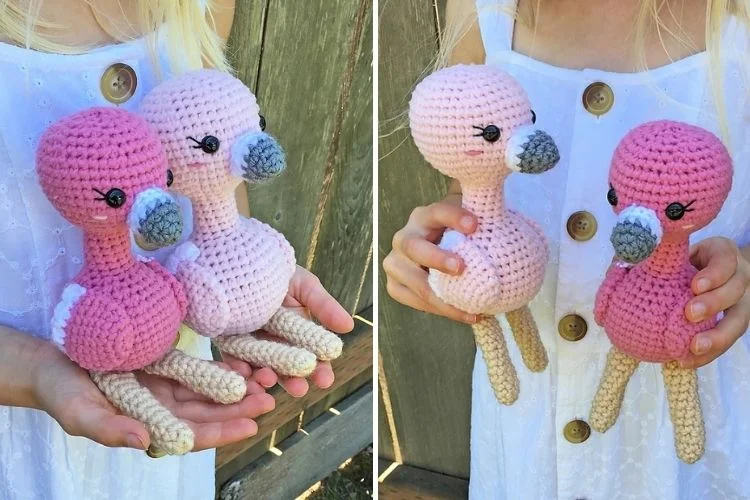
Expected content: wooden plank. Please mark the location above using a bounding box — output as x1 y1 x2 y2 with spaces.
378 0 473 478
355 251 374 313
215 371 372 489
225 0 268 93
377 382 395 461
245 0 363 263
309 0 374 314
215 311 373 471
378 460 469 500
219 385 373 500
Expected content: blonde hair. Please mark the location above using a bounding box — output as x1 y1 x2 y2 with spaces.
0 0 230 74
436 1 750 143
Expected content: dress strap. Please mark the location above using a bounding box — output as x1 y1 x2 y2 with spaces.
475 0 517 55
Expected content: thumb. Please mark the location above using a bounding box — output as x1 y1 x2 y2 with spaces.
72 409 150 450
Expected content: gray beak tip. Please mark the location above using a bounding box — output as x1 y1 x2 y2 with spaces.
610 220 658 264
517 130 560 174
137 200 183 248
234 133 287 183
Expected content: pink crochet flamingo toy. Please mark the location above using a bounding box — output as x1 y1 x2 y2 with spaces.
409 65 560 405
38 107 247 456
139 70 342 377
590 120 733 464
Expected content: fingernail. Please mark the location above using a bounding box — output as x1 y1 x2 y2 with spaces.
460 216 474 230
445 257 460 273
695 336 712 354
690 302 706 321
465 314 478 324
696 278 711 293
126 434 147 450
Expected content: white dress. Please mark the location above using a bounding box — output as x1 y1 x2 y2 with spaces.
0 34 214 500
471 1 750 499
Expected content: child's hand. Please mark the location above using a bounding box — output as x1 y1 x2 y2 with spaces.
383 195 479 324
220 266 354 398
680 237 750 368
33 342 275 451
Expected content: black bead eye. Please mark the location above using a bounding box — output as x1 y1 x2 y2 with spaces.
259 114 266 131
665 200 695 221
187 135 220 154
93 188 126 208
166 169 174 187
607 185 618 206
530 109 537 124
472 124 501 143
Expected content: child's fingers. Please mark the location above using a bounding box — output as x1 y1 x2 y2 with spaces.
690 238 739 294
685 273 747 322
278 376 310 397
392 234 463 275
309 361 334 389
66 410 149 450
250 367 278 389
292 266 354 333
386 279 477 324
173 393 275 422
189 418 258 451
409 202 477 233
683 295 750 367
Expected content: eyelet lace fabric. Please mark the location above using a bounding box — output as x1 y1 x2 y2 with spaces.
471 1 750 499
0 34 212 500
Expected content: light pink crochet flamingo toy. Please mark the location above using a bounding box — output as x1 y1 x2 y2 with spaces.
409 65 560 405
38 107 247 456
590 120 733 464
140 70 343 377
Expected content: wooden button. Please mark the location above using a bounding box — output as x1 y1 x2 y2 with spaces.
566 211 597 241
563 419 591 444
100 63 137 104
582 82 614 116
558 314 588 341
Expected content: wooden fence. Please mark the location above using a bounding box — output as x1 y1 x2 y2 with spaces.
378 0 473 497
217 1 374 498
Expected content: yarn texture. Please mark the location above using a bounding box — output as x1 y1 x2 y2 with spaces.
37 107 246 456
140 70 343 377
590 120 733 464
409 65 560 404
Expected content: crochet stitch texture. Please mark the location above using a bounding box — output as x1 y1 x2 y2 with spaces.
590 120 733 464
140 70 343 377
38 108 246 455
409 65 560 404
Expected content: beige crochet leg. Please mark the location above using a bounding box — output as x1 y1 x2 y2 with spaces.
143 349 246 405
265 307 343 361
662 361 705 464
473 315 519 405
506 306 548 372
213 333 317 377
590 347 639 433
90 371 194 455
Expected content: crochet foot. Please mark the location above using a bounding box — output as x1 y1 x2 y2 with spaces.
662 361 705 464
589 347 639 433
265 307 343 361
90 371 194 455
473 316 519 405
143 349 246 405
506 306 548 372
213 333 317 378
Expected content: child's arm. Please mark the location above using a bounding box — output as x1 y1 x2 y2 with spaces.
0 326 47 409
